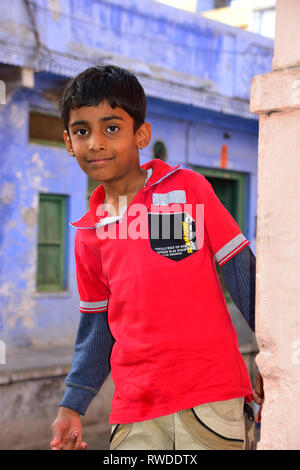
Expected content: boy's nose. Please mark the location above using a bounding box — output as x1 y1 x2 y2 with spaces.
89 136 106 152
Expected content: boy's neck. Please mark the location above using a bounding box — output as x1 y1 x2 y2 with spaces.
102 167 147 216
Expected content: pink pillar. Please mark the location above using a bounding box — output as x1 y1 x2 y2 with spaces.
250 0 300 450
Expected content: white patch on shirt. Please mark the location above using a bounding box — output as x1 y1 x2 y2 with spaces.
152 190 186 206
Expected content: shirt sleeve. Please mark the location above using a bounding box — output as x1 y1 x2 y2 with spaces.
221 245 256 331
60 311 114 415
74 228 110 313
200 176 250 266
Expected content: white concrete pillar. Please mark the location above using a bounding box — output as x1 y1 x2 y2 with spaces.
250 0 300 450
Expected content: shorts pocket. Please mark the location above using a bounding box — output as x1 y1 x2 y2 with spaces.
243 403 255 450
110 423 132 450
178 398 245 450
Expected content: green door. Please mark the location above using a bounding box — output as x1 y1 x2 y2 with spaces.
193 167 247 232
205 177 237 222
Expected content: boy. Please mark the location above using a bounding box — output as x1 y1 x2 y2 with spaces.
51 65 261 451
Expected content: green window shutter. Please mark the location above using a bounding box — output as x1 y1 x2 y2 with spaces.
37 194 67 292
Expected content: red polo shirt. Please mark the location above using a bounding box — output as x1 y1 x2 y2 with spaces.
71 159 252 424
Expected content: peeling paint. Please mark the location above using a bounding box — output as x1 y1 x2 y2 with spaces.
49 0 62 22
0 282 13 298
31 153 44 170
0 182 15 204
31 193 39 210
43 170 52 178
0 260 36 332
9 104 26 129
7 220 16 229
30 175 42 188
23 208 37 227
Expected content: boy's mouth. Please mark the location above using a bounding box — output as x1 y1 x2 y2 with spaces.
88 157 114 166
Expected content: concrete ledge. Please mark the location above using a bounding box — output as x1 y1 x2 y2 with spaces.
250 67 300 114
0 345 73 384
1 373 114 450
0 364 71 385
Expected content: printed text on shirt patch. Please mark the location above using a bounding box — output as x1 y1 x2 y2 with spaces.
148 212 198 261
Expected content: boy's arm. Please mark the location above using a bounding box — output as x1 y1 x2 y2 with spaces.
197 175 255 331
220 244 256 332
51 311 113 449
59 226 112 414
51 226 111 449
220 244 264 421
60 310 114 415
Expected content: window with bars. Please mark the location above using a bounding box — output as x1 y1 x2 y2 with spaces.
29 110 65 147
36 193 68 292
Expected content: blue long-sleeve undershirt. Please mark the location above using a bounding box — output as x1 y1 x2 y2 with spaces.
60 245 256 415
60 311 114 415
221 245 256 332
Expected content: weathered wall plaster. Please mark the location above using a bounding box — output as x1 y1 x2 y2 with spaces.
250 0 300 449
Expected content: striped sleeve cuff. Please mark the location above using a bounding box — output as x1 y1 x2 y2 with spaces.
214 234 250 266
79 300 108 313
59 385 97 415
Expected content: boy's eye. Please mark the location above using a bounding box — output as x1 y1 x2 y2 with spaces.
106 125 119 133
75 128 88 136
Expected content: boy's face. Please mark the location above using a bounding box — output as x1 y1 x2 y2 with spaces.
63 100 151 183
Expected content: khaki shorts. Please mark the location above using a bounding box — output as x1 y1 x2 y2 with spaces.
110 397 255 451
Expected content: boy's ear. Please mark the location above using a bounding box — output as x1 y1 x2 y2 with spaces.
136 122 152 150
63 130 75 157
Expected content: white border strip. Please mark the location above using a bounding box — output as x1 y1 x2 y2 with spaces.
80 300 108 312
215 234 249 265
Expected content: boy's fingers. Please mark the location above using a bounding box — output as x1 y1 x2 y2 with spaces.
52 444 64 451
74 434 87 450
252 390 263 405
63 430 80 450
51 431 63 448
51 430 80 450
51 438 68 450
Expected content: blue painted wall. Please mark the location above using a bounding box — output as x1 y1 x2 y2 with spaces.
0 0 273 348
0 81 86 347
0 0 273 99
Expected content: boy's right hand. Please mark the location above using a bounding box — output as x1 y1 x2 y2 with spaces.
51 407 87 450
253 371 264 423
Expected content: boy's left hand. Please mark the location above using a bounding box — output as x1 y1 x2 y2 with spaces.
252 371 264 423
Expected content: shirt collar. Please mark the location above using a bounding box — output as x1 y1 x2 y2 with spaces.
69 209 96 229
141 159 181 189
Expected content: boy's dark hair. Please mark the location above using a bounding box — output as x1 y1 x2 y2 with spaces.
58 64 146 134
